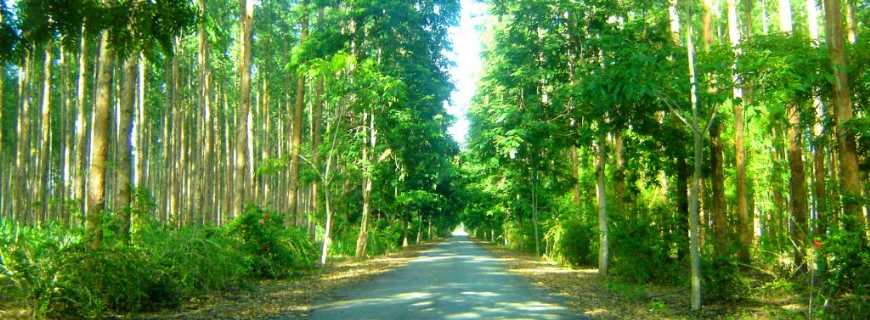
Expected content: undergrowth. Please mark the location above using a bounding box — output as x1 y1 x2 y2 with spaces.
0 206 316 319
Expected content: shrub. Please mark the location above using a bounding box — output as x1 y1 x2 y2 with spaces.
820 226 870 317
610 213 678 284
136 224 249 309
701 254 748 302
544 216 596 266
228 206 316 278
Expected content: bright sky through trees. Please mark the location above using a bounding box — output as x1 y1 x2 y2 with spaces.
446 0 487 146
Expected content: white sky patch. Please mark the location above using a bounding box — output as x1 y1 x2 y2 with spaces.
446 0 487 147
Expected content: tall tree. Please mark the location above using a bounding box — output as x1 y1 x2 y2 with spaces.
288 2 308 225
823 0 865 232
236 0 254 217
86 25 114 249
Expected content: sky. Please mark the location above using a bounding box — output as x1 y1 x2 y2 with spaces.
445 0 488 147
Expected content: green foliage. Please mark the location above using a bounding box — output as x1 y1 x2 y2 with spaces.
0 205 318 319
821 229 870 298
544 214 596 267
701 255 749 302
227 206 316 279
609 213 679 284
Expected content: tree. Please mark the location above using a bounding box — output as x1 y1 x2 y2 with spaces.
824 0 865 233
86 23 114 249
236 0 254 217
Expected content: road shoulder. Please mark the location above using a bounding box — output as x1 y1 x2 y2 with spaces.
136 240 443 320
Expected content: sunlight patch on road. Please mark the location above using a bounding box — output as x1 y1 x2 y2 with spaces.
460 291 500 297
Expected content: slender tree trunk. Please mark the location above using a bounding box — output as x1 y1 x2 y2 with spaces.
356 111 375 257
571 146 581 207
116 53 137 242
711 119 728 256
136 54 146 189
532 167 541 256
198 0 212 222
806 0 828 237
613 132 625 216
824 0 865 233
75 31 89 216
730 0 752 262
595 132 608 277
311 5 324 230
15 53 33 223
289 4 308 225
844 0 857 44
787 106 809 270
686 16 703 310
780 0 810 269
236 0 254 216
86 29 114 250
59 47 71 224
38 45 53 225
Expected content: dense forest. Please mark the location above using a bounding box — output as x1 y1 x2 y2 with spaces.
461 0 868 317
0 0 867 319
0 0 463 318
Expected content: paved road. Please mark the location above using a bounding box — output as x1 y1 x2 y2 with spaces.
309 234 582 320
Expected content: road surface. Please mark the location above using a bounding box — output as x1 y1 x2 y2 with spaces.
309 233 582 320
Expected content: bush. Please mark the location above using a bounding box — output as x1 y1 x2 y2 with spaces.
610 213 678 284
544 216 596 266
136 224 249 309
228 206 316 278
821 226 870 317
1 205 318 319
701 254 748 302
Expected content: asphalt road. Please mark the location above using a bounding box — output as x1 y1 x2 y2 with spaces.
309 233 583 320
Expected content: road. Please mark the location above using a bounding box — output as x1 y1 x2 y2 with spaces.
309 233 582 320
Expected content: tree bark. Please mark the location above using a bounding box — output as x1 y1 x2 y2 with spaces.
75 31 89 217
116 53 137 242
730 0 752 263
289 4 308 225
38 45 53 224
86 29 114 250
15 53 32 222
686 16 703 310
824 0 865 233
595 132 608 277
356 111 375 257
236 0 254 217
787 107 809 270
613 132 625 216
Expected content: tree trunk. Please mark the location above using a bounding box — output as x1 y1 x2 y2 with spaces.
75 31 89 216
570 146 581 207
15 53 32 222
730 0 752 263
289 5 308 225
356 111 374 257
236 0 254 216
116 54 137 242
613 131 625 216
824 0 865 233
711 119 728 256
686 17 703 311
532 167 541 256
86 30 114 250
198 0 212 223
38 45 53 224
595 132 608 277
787 107 809 270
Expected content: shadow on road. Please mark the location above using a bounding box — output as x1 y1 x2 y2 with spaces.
309 235 582 320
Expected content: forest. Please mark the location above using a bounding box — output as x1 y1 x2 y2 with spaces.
0 0 867 319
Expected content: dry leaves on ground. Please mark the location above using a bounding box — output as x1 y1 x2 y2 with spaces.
475 240 806 320
136 241 441 320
